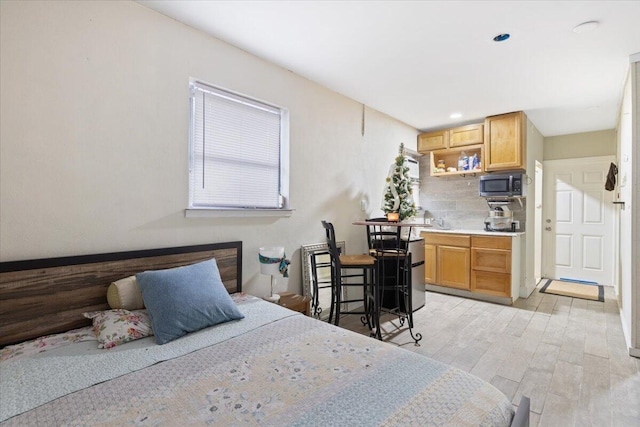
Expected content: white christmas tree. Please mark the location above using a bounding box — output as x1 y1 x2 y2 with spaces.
382 143 417 220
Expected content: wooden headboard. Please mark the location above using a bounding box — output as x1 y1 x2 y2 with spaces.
0 241 242 347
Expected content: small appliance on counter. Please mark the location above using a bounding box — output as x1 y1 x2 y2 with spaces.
479 172 526 198
484 204 516 232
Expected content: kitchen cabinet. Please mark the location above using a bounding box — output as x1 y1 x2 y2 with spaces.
421 231 522 305
438 245 471 289
420 124 484 177
418 129 448 152
449 123 484 148
429 144 483 177
418 123 483 154
424 244 436 283
484 111 526 171
471 236 512 297
423 233 470 290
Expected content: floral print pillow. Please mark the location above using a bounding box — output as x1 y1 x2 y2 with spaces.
83 309 153 349
0 326 96 362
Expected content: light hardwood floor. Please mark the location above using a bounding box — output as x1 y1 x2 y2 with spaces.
338 285 640 427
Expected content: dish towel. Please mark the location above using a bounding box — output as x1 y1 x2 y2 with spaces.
605 162 618 191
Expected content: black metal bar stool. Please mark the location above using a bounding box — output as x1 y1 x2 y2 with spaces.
365 218 421 345
321 221 378 331
309 250 332 318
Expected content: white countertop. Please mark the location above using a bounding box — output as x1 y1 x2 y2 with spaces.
415 227 525 237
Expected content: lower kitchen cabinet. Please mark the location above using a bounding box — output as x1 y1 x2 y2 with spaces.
424 244 437 284
471 236 512 297
422 231 522 304
423 233 470 290
471 270 511 297
438 245 470 290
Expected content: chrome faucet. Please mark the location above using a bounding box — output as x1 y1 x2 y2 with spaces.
423 210 430 224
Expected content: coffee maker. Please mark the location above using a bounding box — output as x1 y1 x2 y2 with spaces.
484 203 515 232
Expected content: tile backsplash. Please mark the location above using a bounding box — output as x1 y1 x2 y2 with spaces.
417 158 526 231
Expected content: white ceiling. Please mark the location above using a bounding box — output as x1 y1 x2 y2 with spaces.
138 1 640 137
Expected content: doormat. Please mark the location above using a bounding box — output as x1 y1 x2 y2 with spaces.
540 279 604 302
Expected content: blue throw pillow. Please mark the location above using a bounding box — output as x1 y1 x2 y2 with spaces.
136 258 244 345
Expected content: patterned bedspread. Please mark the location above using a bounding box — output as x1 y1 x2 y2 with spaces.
1 298 513 426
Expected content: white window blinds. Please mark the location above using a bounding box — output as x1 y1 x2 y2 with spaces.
189 81 288 209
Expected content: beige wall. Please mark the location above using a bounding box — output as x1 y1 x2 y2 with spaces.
524 118 544 297
0 1 417 296
544 129 616 160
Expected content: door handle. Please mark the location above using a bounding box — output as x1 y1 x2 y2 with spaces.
545 227 552 231
613 201 625 210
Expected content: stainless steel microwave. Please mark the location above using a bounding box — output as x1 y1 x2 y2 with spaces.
479 173 526 198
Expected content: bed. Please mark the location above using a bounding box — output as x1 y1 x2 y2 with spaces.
0 241 529 426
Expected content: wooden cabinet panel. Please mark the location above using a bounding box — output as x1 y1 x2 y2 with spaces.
471 248 511 274
418 130 448 153
471 270 511 297
424 244 436 284
423 233 470 247
437 245 470 290
449 123 484 148
484 111 525 171
472 235 511 250
470 234 513 298
422 231 517 302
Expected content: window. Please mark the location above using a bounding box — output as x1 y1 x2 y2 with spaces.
189 80 289 211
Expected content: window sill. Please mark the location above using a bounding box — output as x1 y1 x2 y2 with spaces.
185 208 294 218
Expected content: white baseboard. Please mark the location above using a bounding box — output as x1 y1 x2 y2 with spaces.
519 277 538 298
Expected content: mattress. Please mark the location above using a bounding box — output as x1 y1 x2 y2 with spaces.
0 295 514 426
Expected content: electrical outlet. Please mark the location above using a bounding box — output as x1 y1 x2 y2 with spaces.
513 220 520 230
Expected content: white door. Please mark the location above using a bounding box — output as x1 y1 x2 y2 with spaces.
542 156 615 284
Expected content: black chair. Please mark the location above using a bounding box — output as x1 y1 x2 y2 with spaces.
365 218 420 344
321 221 378 330
309 250 332 318
366 217 403 254
366 217 408 312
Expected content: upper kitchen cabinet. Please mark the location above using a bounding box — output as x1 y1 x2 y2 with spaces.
417 123 483 154
449 123 484 148
484 111 526 171
429 144 483 177
418 129 448 152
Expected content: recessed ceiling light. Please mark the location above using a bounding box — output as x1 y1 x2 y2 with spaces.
450 113 462 119
493 33 510 42
573 21 599 33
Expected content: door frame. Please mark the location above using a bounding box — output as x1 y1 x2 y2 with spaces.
534 160 543 285
541 155 617 283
